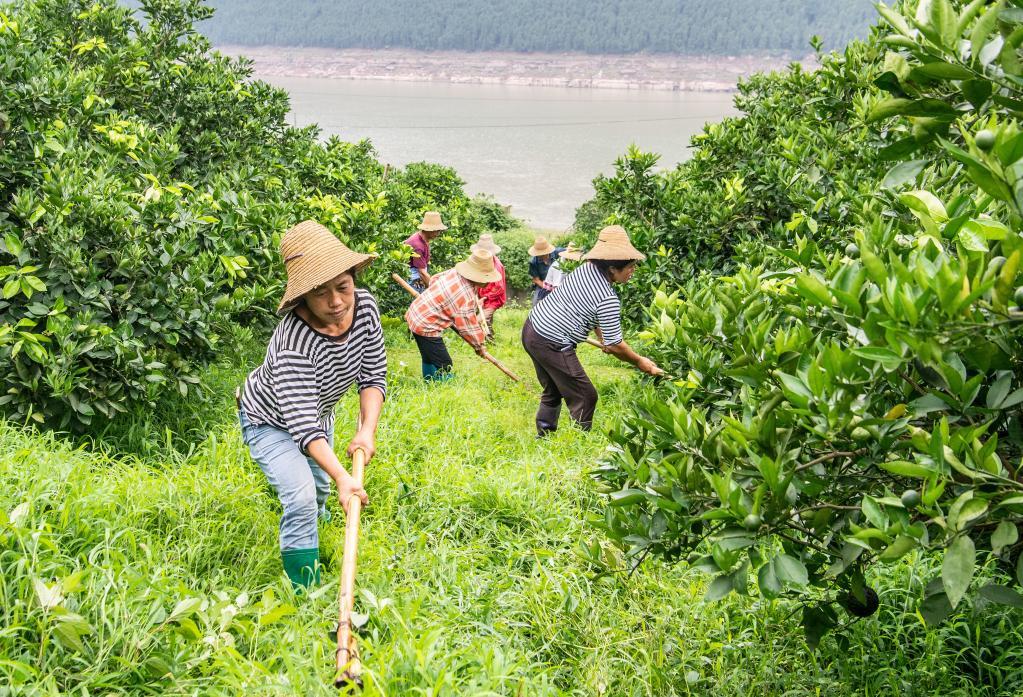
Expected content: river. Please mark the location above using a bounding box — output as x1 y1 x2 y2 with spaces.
262 76 737 230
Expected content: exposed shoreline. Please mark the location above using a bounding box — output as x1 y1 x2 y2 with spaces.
219 46 811 92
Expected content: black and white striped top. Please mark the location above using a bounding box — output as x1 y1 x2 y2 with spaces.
528 261 623 347
241 289 387 452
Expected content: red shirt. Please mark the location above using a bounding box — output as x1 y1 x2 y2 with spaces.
479 256 506 311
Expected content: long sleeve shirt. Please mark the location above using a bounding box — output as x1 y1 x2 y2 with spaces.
241 289 387 452
405 268 487 348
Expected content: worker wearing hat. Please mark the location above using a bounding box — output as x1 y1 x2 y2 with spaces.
404 211 447 290
405 248 501 380
472 234 507 341
522 225 662 436
238 221 386 590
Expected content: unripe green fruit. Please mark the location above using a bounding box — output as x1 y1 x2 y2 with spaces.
843 587 880 617
845 242 860 259
743 513 762 531
213 294 231 311
851 426 871 442
901 489 921 509
1015 286 1023 307
976 129 996 151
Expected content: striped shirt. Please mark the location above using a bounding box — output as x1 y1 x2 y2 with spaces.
405 268 487 348
529 261 623 347
241 288 387 452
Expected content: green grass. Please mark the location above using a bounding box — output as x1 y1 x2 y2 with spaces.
2 309 1022 695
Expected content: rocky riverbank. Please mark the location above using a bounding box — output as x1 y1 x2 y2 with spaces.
220 46 810 92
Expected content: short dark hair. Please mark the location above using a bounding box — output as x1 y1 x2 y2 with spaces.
590 259 636 275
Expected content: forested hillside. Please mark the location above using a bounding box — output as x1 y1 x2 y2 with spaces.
197 0 875 55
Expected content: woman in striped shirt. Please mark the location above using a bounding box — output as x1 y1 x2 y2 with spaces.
522 225 661 436
239 220 386 590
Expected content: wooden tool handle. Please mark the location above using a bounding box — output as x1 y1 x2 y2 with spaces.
482 351 522 383
335 447 366 685
391 272 420 297
391 272 523 386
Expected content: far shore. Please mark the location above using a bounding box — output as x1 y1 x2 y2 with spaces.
218 46 812 93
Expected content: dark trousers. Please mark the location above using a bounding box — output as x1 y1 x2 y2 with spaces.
412 332 453 379
521 318 597 436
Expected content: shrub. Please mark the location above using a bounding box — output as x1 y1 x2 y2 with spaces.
593 0 1023 646
0 0 515 429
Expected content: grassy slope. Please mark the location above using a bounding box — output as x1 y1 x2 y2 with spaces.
1 308 1019 695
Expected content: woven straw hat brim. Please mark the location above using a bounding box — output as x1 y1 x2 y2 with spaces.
528 242 555 256
419 222 448 232
276 221 376 313
471 241 502 255
456 260 501 284
583 226 646 262
560 249 583 261
277 253 375 314
583 245 646 262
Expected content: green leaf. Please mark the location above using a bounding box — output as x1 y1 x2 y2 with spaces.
775 554 809 587
957 226 989 252
758 560 782 599
52 622 86 653
851 347 905 372
609 489 647 506
911 61 974 80
794 274 832 306
992 521 1019 555
877 459 937 479
942 535 976 609
168 597 201 622
979 583 1023 607
879 535 918 563
900 190 949 222
930 0 957 46
704 575 734 602
882 159 927 189
972 2 1005 62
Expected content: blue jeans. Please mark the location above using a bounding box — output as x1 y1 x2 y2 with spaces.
238 409 333 551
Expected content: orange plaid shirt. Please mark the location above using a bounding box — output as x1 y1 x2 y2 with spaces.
405 269 487 348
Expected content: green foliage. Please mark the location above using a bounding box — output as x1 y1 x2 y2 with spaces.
585 40 890 324
5 313 1023 694
0 0 513 430
594 0 1023 646
198 0 876 55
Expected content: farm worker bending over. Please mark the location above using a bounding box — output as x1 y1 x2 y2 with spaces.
522 225 662 437
238 220 386 590
405 248 500 380
528 236 563 305
472 234 506 341
542 243 582 293
404 211 447 291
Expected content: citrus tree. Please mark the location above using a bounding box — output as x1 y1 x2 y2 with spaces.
591 0 1023 645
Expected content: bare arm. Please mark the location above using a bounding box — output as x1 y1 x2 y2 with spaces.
307 438 368 514
420 268 433 286
603 340 662 376
347 387 384 461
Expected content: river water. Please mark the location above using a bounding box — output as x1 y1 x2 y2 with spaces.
263 77 737 230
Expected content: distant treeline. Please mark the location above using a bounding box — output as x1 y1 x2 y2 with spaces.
197 0 876 55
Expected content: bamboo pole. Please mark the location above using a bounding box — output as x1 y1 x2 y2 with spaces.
391 272 524 384
335 447 366 689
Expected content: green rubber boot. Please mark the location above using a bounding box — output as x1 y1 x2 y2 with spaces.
281 548 320 591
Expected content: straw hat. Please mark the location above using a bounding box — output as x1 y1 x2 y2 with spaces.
560 243 583 261
418 211 448 232
528 236 555 257
455 248 501 284
471 233 502 256
277 220 375 313
583 225 646 262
